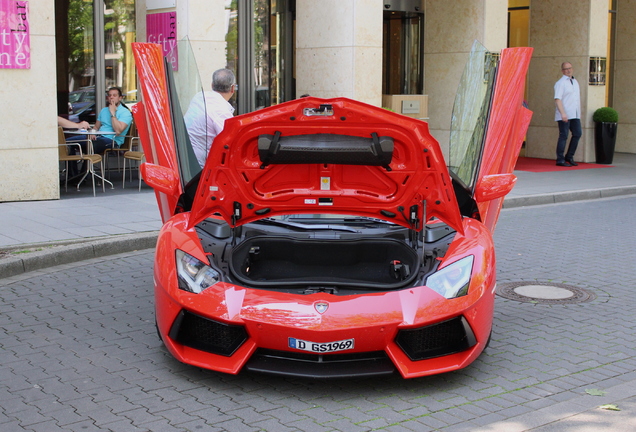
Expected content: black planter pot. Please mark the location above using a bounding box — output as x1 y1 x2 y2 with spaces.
594 122 618 164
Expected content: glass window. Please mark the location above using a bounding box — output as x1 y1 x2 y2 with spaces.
254 0 270 110
171 38 206 185
223 1 239 113
104 0 137 104
66 0 95 121
224 0 293 114
448 41 498 191
60 0 136 123
268 0 294 105
382 10 423 95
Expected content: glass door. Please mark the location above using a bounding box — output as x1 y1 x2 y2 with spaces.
253 0 271 110
225 0 294 115
265 0 295 107
382 7 423 95
58 0 292 119
58 0 95 120
103 0 137 106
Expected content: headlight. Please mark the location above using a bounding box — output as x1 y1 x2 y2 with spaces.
425 255 474 299
176 250 220 294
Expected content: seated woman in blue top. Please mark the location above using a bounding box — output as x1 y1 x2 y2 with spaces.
90 87 133 154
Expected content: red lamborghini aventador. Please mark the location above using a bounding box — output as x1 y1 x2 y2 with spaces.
131 40 532 378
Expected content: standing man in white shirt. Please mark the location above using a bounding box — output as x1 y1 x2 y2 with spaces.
184 69 236 168
554 62 581 167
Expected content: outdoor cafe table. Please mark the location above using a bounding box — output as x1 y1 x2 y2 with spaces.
63 129 117 137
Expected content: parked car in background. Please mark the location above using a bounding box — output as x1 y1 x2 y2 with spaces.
68 86 96 124
69 86 95 113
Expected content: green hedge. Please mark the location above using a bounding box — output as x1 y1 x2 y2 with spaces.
593 107 618 123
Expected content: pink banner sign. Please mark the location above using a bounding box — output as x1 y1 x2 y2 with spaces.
0 0 30 69
146 12 177 71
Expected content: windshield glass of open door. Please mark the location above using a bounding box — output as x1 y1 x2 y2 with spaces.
448 40 498 192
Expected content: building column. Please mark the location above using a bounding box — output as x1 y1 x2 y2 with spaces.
526 1 609 162
614 2 636 153
295 0 383 105
423 0 507 157
0 2 59 201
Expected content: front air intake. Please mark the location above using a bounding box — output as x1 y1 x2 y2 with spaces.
395 316 477 361
169 310 248 356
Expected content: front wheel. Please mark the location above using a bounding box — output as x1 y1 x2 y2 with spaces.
485 329 492 349
155 319 163 343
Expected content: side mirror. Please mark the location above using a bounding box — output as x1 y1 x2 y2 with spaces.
475 173 517 202
140 163 180 196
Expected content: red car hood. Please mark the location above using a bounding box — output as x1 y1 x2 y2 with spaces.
131 42 532 236
188 97 464 234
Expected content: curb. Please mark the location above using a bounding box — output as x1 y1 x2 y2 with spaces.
2 186 636 279
503 185 636 208
0 231 158 279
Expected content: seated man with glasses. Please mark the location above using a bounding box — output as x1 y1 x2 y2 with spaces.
90 87 133 154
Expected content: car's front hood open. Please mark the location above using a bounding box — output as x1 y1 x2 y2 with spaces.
188 98 464 234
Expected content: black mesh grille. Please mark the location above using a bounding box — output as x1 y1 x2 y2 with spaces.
169 310 248 356
245 349 395 378
395 316 476 361
256 349 388 363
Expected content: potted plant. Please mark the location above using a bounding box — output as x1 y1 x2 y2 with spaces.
592 107 618 164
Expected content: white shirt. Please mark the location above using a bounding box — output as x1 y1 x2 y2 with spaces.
183 91 234 167
554 75 581 121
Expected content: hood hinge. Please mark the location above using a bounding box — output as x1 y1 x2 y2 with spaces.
408 203 420 247
231 202 242 245
409 201 425 254
231 201 242 226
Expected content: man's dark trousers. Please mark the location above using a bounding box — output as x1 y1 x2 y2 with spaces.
556 118 581 164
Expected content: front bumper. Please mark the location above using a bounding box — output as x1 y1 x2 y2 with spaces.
158 287 491 378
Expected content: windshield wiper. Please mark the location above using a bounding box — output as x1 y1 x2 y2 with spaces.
343 217 397 226
253 218 359 232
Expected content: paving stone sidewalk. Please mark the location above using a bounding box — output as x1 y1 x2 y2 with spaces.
1 195 635 431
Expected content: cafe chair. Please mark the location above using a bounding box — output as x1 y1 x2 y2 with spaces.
122 149 145 191
58 127 105 196
103 121 139 176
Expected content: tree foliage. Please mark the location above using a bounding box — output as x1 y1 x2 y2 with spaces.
66 0 136 90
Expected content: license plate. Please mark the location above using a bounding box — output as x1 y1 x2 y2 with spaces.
288 337 354 353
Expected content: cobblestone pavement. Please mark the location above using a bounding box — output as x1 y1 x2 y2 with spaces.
1 196 636 431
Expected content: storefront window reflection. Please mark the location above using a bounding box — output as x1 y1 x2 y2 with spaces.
61 0 136 123
223 0 272 113
104 0 137 103
225 0 238 112
254 0 270 109
60 0 291 120
66 0 95 120
383 9 423 95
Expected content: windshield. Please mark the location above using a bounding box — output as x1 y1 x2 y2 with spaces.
68 92 82 103
448 40 498 191
166 38 207 187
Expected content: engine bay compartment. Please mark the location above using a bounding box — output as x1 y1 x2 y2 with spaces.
195 216 457 294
